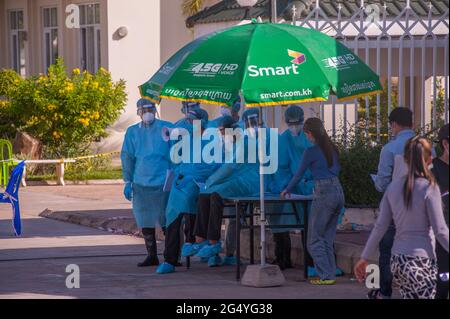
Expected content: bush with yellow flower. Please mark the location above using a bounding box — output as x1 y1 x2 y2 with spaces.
0 58 127 158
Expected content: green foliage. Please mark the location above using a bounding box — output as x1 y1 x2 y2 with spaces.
432 80 446 129
0 58 127 158
334 123 383 207
0 69 22 139
182 0 204 16
357 79 398 144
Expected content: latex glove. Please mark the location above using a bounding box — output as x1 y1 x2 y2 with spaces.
123 182 133 201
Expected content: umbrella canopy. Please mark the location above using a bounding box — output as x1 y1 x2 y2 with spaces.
139 21 382 107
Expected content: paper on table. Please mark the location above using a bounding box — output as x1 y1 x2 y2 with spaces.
163 169 175 192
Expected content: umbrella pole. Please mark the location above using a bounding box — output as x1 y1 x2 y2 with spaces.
259 148 266 266
258 106 266 267
241 107 285 287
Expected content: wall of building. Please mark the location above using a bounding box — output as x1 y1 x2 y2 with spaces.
0 0 6 69
1 0 29 74
158 0 194 123
92 0 161 153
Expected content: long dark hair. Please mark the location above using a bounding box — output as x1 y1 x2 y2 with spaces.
303 117 339 167
403 136 435 208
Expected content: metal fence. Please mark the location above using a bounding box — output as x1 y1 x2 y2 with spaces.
291 0 449 141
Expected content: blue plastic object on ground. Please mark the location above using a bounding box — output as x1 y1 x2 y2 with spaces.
0 161 25 236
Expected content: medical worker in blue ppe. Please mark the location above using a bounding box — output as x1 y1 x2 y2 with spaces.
208 98 241 129
267 105 314 270
181 109 262 260
205 98 241 267
175 101 201 129
121 98 173 267
157 114 222 274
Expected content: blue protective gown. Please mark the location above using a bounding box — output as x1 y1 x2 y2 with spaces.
267 130 314 232
207 117 223 129
121 119 173 228
202 128 271 198
164 118 221 227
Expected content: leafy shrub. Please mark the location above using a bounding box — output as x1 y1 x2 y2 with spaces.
334 122 383 207
0 58 127 158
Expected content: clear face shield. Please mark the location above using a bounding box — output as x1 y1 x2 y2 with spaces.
137 107 156 125
245 113 259 138
287 122 304 136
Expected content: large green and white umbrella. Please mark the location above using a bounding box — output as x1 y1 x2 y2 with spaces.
140 21 382 285
140 21 382 107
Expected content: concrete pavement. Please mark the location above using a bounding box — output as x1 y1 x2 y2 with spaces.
0 185 372 299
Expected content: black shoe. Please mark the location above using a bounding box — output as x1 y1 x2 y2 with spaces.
367 289 384 299
137 256 159 267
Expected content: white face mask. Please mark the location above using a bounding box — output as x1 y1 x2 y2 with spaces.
220 107 232 117
288 124 303 136
142 112 155 124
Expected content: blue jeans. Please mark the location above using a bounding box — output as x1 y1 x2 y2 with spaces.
379 224 395 297
307 177 345 280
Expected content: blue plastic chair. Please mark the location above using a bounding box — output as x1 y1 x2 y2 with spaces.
0 161 25 236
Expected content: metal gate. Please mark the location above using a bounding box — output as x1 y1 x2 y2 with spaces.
289 0 449 141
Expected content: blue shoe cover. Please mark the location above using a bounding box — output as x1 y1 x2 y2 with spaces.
181 241 207 257
196 242 222 258
221 256 237 266
156 262 175 274
208 255 223 267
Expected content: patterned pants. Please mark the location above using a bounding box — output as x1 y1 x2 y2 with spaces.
391 254 438 299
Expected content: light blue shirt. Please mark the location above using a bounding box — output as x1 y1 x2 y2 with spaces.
374 129 415 193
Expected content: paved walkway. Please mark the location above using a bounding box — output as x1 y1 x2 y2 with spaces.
0 185 370 299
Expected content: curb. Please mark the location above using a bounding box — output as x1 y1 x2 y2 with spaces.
39 209 165 240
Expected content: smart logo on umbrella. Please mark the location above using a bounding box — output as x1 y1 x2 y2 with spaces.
287 49 306 65
247 49 306 78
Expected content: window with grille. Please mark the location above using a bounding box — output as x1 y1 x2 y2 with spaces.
9 10 26 76
79 3 101 73
43 7 58 73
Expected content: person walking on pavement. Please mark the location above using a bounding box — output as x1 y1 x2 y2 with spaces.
431 124 449 299
369 107 415 299
355 136 449 299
